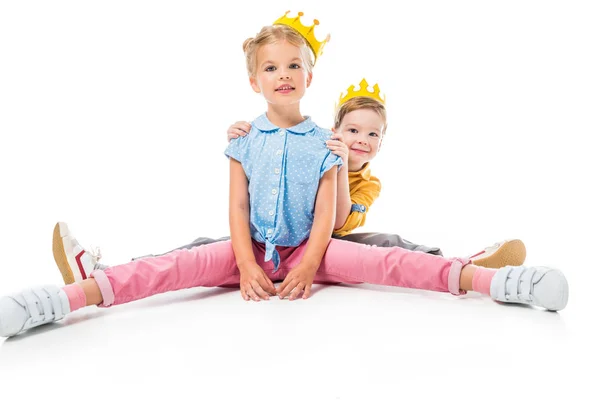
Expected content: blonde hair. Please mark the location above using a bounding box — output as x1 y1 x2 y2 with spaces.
242 25 314 77
334 97 388 135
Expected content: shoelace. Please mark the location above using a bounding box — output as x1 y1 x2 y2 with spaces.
88 245 102 263
483 241 502 252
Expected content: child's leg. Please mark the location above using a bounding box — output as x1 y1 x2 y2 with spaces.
87 240 241 307
299 239 568 310
0 240 254 337
311 239 469 294
52 221 231 285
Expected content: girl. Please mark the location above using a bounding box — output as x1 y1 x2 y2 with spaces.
0 14 569 338
52 88 526 285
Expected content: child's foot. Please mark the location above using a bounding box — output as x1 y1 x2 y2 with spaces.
0 285 70 337
469 239 526 269
490 265 569 311
53 222 105 285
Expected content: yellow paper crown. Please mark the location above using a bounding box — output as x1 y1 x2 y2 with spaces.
273 11 330 61
337 78 386 109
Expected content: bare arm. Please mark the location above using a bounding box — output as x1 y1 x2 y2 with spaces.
334 163 351 229
229 158 276 300
229 158 255 269
302 167 337 266
326 133 351 229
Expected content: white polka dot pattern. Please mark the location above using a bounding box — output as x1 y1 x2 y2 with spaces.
224 113 342 270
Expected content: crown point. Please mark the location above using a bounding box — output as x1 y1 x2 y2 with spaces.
314 19 320 25
298 12 304 16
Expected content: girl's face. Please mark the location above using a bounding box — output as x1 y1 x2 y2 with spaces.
250 40 312 107
335 109 384 171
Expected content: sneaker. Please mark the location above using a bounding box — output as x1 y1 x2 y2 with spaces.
53 222 103 285
0 285 70 337
490 266 569 311
469 239 526 269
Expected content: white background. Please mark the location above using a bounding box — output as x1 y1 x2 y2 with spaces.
0 1 598 399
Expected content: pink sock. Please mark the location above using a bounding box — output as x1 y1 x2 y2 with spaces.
62 284 87 311
472 268 497 296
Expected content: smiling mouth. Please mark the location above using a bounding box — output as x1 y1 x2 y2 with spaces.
276 85 295 91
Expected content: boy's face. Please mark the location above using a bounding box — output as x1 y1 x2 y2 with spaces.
335 109 384 172
250 40 312 107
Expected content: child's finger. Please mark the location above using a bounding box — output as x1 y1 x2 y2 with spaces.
240 285 250 301
233 121 251 132
245 283 261 302
259 275 277 295
289 283 304 301
278 278 298 299
330 133 343 141
252 281 270 300
302 284 312 299
277 274 292 294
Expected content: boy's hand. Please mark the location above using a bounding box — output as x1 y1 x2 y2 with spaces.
277 262 319 300
326 133 349 168
227 121 251 142
238 261 277 301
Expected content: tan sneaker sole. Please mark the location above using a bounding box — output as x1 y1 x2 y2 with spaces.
52 222 75 285
471 239 527 269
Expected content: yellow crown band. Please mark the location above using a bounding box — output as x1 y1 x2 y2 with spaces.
273 11 330 62
337 78 386 109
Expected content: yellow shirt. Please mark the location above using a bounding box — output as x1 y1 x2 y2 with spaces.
333 163 381 237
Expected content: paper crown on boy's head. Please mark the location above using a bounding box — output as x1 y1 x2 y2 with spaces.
337 78 386 109
273 11 330 61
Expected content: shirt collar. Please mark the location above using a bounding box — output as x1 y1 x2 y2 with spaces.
349 162 372 180
252 113 316 135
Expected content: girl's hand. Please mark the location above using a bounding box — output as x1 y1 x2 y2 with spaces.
238 261 277 301
326 133 349 168
277 262 319 300
227 121 251 142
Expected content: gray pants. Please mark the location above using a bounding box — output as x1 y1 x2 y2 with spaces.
135 232 442 260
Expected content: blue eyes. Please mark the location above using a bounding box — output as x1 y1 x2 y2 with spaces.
264 64 301 72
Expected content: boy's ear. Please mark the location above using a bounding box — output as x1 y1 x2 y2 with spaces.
249 76 261 93
306 72 313 88
331 127 336 133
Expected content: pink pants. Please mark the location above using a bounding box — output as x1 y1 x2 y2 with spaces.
90 239 469 307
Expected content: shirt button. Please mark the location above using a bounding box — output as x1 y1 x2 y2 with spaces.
279 131 285 136
267 229 273 234
274 168 280 174
269 210 274 216
276 150 283 155
271 189 277 195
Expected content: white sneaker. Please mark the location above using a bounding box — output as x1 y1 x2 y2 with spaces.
490 266 569 311
53 222 104 285
470 239 527 269
0 285 71 337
